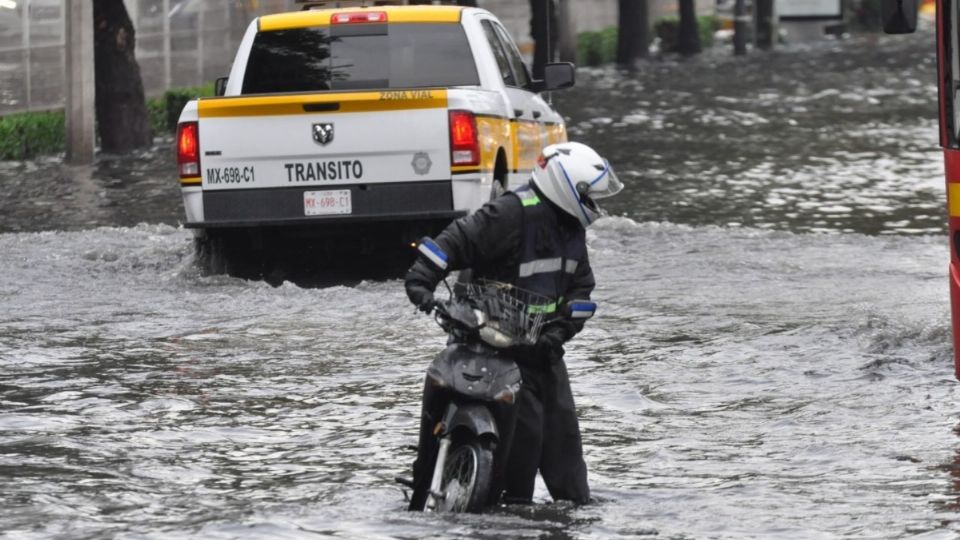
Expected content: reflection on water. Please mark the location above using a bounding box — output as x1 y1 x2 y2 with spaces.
558 31 944 235
0 147 182 234
1 28 960 539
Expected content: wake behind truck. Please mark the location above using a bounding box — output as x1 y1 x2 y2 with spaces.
175 2 576 278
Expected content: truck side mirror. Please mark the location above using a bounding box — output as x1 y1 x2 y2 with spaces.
531 62 576 93
214 77 228 97
881 0 918 34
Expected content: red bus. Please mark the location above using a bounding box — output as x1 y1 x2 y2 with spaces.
884 0 960 376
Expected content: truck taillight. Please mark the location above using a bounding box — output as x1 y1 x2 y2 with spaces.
449 110 479 167
177 122 199 178
332 11 387 24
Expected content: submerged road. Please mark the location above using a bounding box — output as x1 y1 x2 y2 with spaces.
1 28 958 538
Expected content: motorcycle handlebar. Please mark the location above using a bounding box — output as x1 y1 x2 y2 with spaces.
432 299 480 335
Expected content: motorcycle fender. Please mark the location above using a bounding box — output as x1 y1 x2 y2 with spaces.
440 403 499 441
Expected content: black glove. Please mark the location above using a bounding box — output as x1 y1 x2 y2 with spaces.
535 325 567 365
406 283 435 314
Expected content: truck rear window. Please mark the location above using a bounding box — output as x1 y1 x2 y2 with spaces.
242 23 479 94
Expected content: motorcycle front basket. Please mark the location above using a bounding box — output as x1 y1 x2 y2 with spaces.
454 280 553 346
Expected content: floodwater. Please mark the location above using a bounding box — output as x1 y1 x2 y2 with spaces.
2 28 959 539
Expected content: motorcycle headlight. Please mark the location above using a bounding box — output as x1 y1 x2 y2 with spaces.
479 325 515 349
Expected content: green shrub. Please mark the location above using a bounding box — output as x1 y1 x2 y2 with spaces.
600 27 618 63
147 96 167 136
699 15 721 47
577 16 720 65
577 27 618 67
0 82 216 160
0 110 65 160
654 15 720 52
654 17 679 52
578 31 603 66
164 82 215 132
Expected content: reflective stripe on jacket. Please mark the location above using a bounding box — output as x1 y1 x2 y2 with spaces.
513 186 586 315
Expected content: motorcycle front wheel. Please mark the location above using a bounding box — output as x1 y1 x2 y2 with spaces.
437 439 494 513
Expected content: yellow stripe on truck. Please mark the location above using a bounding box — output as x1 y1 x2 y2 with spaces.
476 116 511 173
544 122 568 146
510 119 542 173
468 116 570 176
197 90 449 118
259 6 463 31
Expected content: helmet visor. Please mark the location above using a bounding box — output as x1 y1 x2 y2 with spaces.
587 160 624 200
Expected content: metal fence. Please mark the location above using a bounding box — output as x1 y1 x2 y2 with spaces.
0 0 711 116
0 0 64 113
0 0 303 114
128 0 299 98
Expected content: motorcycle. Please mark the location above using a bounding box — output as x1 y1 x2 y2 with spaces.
398 246 596 513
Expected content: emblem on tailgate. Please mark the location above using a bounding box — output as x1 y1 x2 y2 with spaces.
312 123 334 145
412 152 432 176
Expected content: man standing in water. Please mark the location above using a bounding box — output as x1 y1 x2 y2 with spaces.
404 142 623 507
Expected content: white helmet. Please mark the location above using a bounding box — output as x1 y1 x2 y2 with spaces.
530 142 623 227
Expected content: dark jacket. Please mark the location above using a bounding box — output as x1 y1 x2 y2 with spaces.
405 182 595 341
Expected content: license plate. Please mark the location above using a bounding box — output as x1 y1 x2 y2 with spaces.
304 190 352 216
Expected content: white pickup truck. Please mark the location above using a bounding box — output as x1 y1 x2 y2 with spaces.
175 2 575 277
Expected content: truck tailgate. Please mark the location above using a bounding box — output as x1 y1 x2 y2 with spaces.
197 90 450 191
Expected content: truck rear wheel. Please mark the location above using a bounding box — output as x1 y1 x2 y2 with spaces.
194 231 226 276
194 230 264 279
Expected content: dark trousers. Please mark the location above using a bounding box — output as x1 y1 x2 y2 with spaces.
503 358 590 504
